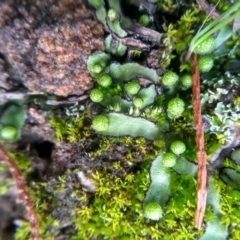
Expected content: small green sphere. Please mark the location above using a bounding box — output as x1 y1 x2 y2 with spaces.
90 89 104 102
108 9 118 21
161 71 178 87
198 55 214 73
195 36 215 54
125 81 141 95
92 115 109 132
139 14 151 26
0 125 17 140
170 141 186 155
181 74 192 88
167 98 185 116
92 64 103 74
144 202 163 221
162 152 177 167
97 75 112 88
133 98 143 108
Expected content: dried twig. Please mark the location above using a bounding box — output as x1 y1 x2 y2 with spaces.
0 144 40 240
191 53 207 230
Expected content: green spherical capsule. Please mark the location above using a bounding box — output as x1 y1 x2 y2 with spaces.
198 55 214 73
92 64 103 74
108 9 118 21
139 14 151 26
144 202 163 221
133 98 143 108
181 74 192 88
167 98 185 116
162 71 178 87
162 152 177 167
92 115 109 132
125 81 141 95
90 89 104 102
170 141 186 155
97 75 112 88
231 149 240 165
195 36 215 54
0 125 17 140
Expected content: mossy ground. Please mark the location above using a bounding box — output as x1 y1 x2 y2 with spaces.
0 107 236 239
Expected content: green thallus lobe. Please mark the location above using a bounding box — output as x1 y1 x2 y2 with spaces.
92 113 162 140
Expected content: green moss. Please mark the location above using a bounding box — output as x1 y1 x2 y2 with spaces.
72 162 152 239
160 5 200 68
49 110 90 143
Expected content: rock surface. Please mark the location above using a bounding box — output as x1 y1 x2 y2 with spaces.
0 0 104 96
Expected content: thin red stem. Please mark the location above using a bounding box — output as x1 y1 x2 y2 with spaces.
192 53 207 229
0 144 40 240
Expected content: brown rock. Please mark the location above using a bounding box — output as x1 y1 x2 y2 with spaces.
0 0 104 97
